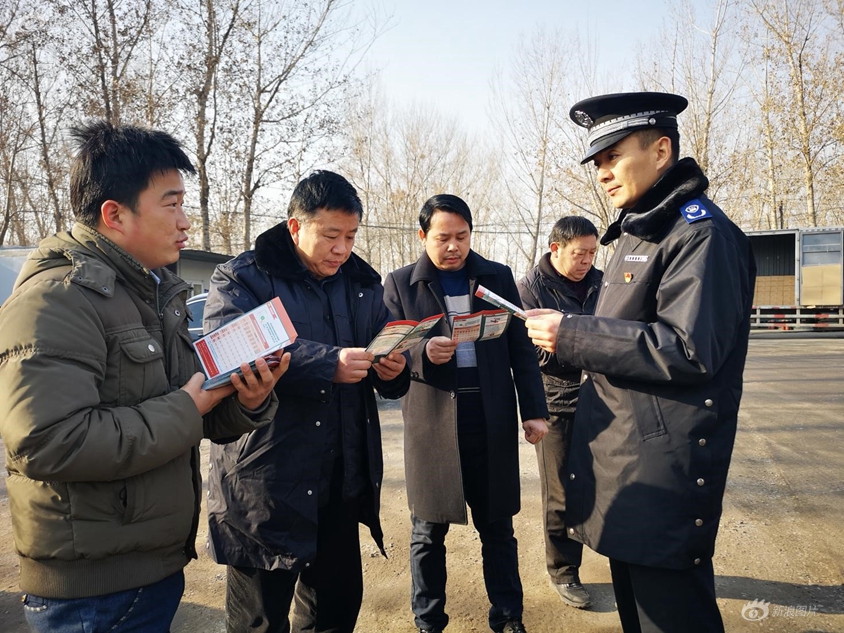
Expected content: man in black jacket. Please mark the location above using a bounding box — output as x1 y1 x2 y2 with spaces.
525 93 756 633
203 171 410 633
517 216 602 609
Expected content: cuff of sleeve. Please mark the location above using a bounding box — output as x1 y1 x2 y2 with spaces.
555 313 582 366
236 394 273 418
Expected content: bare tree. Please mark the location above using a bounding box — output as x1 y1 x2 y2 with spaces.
49 0 162 124
746 0 839 226
175 0 245 250
230 0 379 251
490 28 573 271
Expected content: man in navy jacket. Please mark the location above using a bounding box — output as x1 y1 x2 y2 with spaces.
204 170 410 633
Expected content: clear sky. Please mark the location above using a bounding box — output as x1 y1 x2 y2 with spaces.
364 0 673 133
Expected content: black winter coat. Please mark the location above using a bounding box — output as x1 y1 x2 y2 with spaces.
203 222 410 571
383 251 548 524
554 159 756 570
518 256 603 413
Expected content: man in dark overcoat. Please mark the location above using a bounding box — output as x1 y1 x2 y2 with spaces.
525 92 756 633
517 215 602 609
383 194 549 633
203 170 410 633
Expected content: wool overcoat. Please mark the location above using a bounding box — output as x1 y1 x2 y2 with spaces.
383 250 548 524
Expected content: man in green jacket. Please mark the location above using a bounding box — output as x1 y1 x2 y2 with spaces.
0 121 286 632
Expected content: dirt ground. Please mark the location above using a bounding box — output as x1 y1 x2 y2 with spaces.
1 336 843 632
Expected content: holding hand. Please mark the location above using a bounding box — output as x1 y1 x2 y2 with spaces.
524 308 565 354
181 351 291 415
232 351 291 410
334 347 374 383
426 336 458 365
372 350 407 381
522 418 549 444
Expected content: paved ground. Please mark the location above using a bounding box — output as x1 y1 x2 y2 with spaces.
0 336 842 632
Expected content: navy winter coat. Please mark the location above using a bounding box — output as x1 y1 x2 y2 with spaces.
554 159 756 569
203 222 410 571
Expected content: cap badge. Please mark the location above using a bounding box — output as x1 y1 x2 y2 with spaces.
624 272 633 283
573 110 594 127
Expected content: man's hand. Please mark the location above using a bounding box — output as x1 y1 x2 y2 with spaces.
522 418 549 444
525 308 565 354
334 348 374 383
181 352 292 415
426 336 458 365
372 350 407 381
181 373 236 416
232 351 291 410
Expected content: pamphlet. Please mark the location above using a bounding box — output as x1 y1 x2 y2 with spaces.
475 285 527 320
366 314 444 359
194 297 298 389
451 309 511 342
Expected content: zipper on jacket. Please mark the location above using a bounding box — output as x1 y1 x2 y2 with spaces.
155 279 200 561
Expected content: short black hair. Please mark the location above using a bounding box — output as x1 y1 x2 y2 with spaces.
70 120 195 228
419 194 473 234
634 127 680 164
548 215 598 247
287 170 363 221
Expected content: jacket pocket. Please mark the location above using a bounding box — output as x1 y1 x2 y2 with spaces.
120 478 143 525
118 337 167 404
627 391 667 440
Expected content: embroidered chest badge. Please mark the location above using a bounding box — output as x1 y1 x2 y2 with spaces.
681 198 712 224
624 255 649 262
624 272 634 283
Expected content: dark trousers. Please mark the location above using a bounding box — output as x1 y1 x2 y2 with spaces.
535 411 583 583
410 430 523 631
610 558 725 633
225 496 362 633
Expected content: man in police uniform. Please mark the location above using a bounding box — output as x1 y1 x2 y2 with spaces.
524 92 756 632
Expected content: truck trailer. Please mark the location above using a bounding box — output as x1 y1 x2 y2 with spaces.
747 227 844 330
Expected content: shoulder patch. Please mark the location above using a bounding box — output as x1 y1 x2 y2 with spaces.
680 199 712 224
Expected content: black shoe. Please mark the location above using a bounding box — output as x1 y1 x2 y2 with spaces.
419 629 443 633
495 621 527 633
551 579 592 609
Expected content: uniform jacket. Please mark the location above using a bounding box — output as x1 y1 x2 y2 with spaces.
204 221 410 571
518 256 603 413
383 250 549 525
553 158 756 569
0 223 276 599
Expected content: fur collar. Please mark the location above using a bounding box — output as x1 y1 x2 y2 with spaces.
600 157 708 245
253 221 381 285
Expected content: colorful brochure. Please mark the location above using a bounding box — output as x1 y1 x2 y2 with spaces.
451 309 511 342
475 285 527 320
194 297 297 389
366 314 444 360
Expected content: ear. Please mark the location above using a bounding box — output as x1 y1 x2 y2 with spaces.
418 228 426 242
99 200 128 235
549 242 560 255
288 217 301 245
654 136 673 171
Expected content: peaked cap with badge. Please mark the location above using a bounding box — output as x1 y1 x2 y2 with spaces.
570 92 688 164
552 89 756 632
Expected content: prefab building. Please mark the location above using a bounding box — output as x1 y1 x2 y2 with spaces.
747 227 844 330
